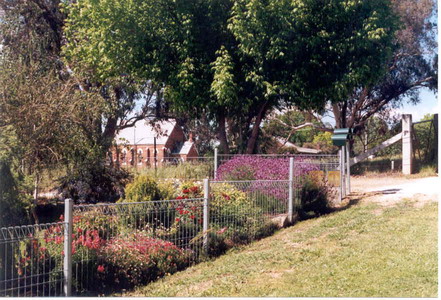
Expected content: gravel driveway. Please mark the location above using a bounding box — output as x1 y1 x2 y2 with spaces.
349 176 439 207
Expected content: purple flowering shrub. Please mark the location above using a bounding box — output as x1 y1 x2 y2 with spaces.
216 156 320 181
216 156 321 203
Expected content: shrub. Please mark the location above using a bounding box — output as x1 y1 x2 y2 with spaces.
299 173 331 217
122 174 160 203
0 161 29 227
96 234 189 290
156 180 179 200
216 156 320 181
58 164 131 204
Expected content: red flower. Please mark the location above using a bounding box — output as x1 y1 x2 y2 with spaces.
176 196 184 200
77 228 83 233
222 193 231 200
182 188 190 194
190 186 199 193
175 218 180 222
190 215 195 219
97 265 105 273
59 215 64 221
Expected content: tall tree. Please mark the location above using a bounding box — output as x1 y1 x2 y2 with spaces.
332 0 437 131
62 0 399 154
229 0 399 152
0 0 110 218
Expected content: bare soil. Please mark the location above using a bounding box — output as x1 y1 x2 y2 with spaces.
347 175 439 208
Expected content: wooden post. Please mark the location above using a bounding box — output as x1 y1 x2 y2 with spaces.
402 114 413 174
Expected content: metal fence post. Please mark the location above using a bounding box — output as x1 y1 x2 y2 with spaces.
341 146 346 198
346 142 351 194
288 157 294 223
203 179 210 254
338 149 343 202
214 148 218 179
63 198 73 297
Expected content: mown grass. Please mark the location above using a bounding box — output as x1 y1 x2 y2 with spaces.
121 199 437 297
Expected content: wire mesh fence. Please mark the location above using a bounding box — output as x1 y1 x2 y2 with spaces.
216 154 339 180
70 198 204 294
0 222 66 297
208 180 293 246
215 154 341 201
0 157 341 296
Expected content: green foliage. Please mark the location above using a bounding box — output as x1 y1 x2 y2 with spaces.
122 175 161 203
0 161 29 227
141 161 213 181
413 114 438 164
299 174 331 217
62 0 399 153
210 46 238 106
264 110 320 145
156 180 179 200
229 0 399 109
0 126 32 225
313 132 333 145
303 132 338 154
58 164 131 204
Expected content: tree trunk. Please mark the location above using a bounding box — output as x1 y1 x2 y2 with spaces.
102 116 119 149
217 111 230 154
332 103 342 128
245 101 268 154
32 172 40 224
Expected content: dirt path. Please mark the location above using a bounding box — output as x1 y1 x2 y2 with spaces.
348 176 439 207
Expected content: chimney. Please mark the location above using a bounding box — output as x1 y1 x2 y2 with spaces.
188 132 194 142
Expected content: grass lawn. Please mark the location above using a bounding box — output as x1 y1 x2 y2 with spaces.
120 199 437 297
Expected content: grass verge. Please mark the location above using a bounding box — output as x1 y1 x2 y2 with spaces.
120 199 437 297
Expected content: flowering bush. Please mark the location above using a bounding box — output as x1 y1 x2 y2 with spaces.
96 233 189 290
122 174 161 203
216 156 320 181
299 173 333 217
216 156 321 208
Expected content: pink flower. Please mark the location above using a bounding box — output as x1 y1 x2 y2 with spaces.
217 227 228 234
97 265 105 273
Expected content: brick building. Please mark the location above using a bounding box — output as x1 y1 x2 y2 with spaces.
110 120 198 168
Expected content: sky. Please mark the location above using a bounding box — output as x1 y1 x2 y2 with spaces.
397 88 438 122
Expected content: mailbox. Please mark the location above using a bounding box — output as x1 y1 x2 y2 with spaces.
331 128 352 146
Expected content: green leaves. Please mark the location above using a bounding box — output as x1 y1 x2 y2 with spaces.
230 0 399 108
210 46 238 106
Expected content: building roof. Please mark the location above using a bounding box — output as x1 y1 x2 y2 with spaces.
115 120 176 145
276 138 322 154
172 141 195 155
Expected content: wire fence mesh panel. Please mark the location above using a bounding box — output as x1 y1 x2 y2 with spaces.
0 223 65 297
71 198 204 295
215 154 340 204
208 180 291 249
216 154 339 179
